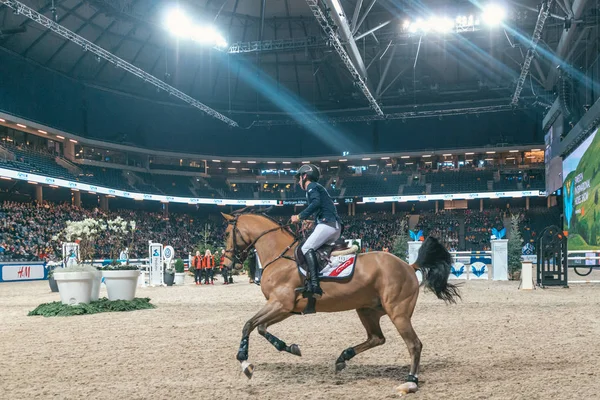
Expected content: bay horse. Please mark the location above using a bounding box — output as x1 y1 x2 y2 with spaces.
221 211 460 396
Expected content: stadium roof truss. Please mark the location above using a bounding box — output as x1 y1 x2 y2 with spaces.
0 0 590 121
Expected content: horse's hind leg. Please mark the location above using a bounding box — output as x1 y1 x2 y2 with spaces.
335 307 386 373
389 314 422 396
257 314 302 357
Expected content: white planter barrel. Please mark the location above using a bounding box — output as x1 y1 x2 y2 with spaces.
174 273 186 285
102 270 139 301
90 270 102 301
54 271 95 305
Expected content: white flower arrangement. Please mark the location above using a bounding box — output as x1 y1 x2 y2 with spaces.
63 218 102 242
59 217 137 263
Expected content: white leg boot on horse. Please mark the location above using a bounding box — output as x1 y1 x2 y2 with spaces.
391 316 422 396
222 212 461 395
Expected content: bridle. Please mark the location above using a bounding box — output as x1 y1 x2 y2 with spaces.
223 212 299 271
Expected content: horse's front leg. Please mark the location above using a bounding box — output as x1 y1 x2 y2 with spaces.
257 313 302 357
236 300 292 378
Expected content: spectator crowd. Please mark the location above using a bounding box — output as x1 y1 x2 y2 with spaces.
0 201 225 262
0 200 560 262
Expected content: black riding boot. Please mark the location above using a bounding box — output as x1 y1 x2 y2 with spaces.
305 249 322 299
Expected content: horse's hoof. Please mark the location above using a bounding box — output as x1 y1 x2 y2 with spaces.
335 361 346 373
241 361 254 379
289 344 302 357
395 382 418 396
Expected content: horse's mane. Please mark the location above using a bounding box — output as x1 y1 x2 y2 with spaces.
233 207 295 239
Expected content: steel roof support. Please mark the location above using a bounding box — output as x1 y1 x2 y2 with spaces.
0 0 238 127
92 22 138 80
350 0 363 32
544 0 589 89
21 1 86 57
323 0 368 79
305 0 383 115
354 20 390 41
510 0 553 106
375 45 396 98
353 0 376 35
250 104 516 126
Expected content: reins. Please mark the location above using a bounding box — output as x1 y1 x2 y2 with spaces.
224 212 300 272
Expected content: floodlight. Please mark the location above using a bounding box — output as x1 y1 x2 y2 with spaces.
431 17 454 33
191 26 227 47
482 4 506 26
165 8 193 38
165 8 227 48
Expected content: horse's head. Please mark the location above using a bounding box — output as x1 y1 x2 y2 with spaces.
221 212 257 270
221 210 289 270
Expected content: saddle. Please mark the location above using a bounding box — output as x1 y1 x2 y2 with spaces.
294 237 355 271
293 237 359 315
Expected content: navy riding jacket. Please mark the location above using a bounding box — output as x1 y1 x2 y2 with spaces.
298 182 341 225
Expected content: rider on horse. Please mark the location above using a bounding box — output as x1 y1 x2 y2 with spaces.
291 164 342 299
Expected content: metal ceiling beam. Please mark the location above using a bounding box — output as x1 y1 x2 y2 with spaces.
0 0 60 44
375 45 396 98
379 67 409 98
354 20 390 41
92 22 138 80
250 104 516 126
532 58 547 82
21 1 86 57
353 0 376 35
350 0 363 32
44 9 103 65
544 0 589 89
305 0 383 115
67 19 118 75
323 0 368 79
285 0 302 97
211 0 241 99
227 36 322 54
116 29 154 85
0 0 237 127
88 0 142 81
510 0 553 106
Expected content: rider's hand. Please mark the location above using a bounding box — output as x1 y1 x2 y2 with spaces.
291 215 300 223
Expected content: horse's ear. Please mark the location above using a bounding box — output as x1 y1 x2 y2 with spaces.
221 212 235 221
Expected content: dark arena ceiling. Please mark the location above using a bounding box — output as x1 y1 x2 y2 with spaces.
0 0 577 122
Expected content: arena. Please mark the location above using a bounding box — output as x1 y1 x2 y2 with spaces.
1 279 599 400
1 0 600 399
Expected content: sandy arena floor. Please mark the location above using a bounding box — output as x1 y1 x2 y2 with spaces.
1 275 600 400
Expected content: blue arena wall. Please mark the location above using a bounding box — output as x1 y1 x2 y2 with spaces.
0 50 543 157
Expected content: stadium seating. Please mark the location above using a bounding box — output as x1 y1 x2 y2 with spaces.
0 143 547 199
428 170 492 194
77 165 134 191
149 175 195 197
403 184 426 195
5 143 73 180
342 174 405 197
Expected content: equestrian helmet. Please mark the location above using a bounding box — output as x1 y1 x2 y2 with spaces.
295 164 320 182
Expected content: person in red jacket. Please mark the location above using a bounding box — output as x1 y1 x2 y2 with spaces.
202 249 215 285
192 251 203 285
219 248 229 285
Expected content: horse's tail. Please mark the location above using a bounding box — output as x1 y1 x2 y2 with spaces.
412 236 461 304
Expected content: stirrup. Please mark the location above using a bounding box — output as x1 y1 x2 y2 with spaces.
302 297 317 314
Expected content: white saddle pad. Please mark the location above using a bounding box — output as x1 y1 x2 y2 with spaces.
298 254 357 280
